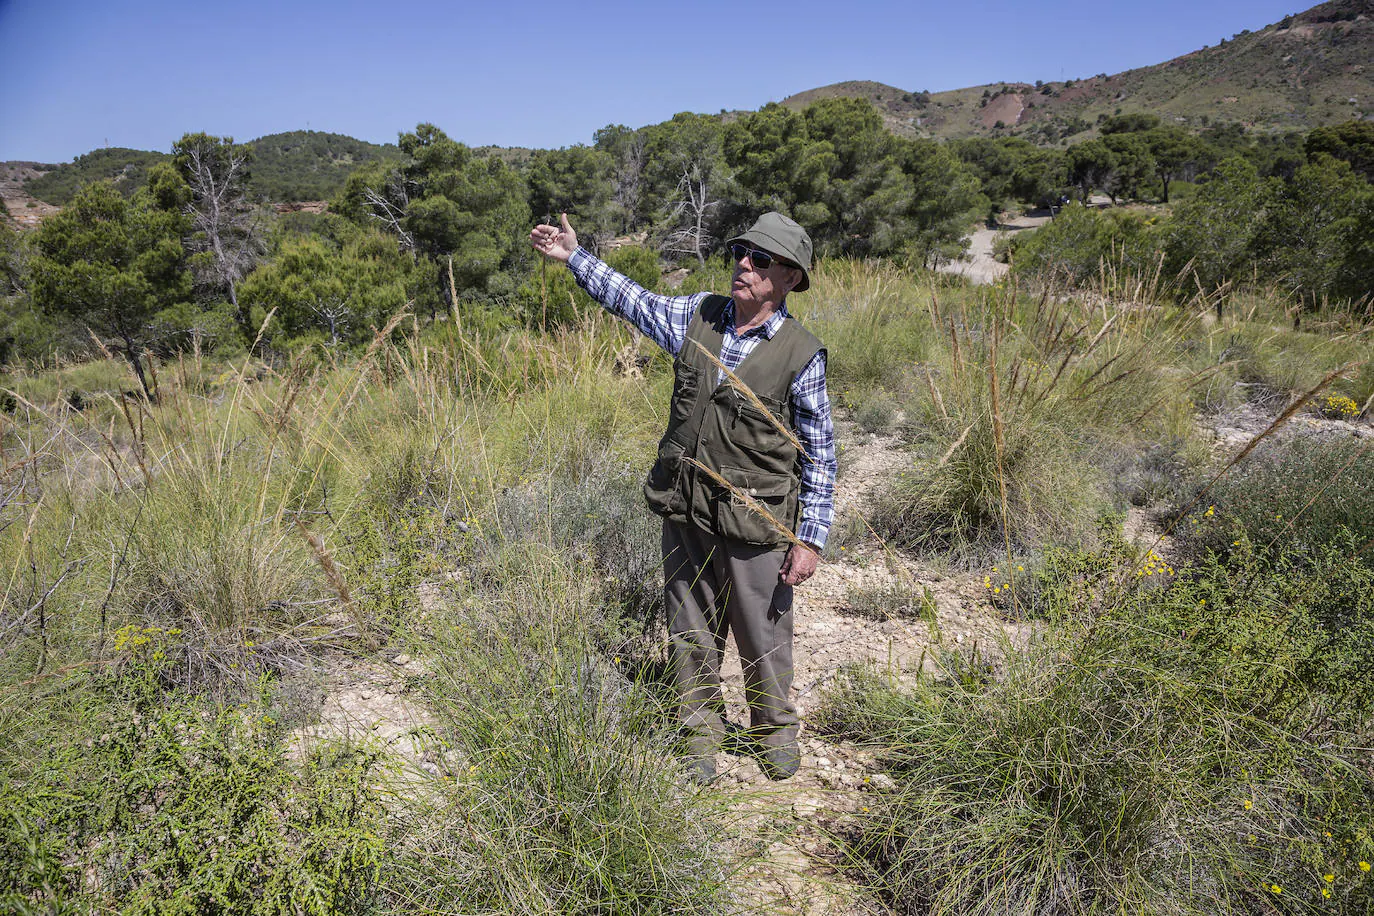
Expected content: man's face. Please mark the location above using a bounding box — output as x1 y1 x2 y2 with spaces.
731 246 801 312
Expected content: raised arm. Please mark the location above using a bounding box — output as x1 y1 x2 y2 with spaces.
530 213 706 356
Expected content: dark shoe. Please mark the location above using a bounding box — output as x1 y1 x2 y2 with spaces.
758 741 801 781
721 720 753 758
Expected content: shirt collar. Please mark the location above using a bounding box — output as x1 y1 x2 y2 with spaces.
724 298 789 340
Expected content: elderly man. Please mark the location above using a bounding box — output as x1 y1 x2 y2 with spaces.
530 212 836 782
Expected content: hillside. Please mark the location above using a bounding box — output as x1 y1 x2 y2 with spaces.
246 130 398 201
9 130 399 207
783 0 1373 143
21 147 169 206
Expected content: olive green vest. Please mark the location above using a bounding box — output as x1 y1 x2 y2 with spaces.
643 295 823 547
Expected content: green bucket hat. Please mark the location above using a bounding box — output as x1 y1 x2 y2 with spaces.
727 211 813 293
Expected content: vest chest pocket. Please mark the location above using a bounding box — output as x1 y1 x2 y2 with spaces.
713 464 798 547
663 367 701 448
721 391 796 472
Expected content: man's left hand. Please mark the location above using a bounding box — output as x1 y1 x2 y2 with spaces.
780 543 820 586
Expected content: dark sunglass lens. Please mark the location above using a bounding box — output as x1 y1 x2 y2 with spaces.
729 243 775 269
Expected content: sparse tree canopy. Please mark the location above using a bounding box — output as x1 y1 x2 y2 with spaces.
643 113 729 265
173 132 263 324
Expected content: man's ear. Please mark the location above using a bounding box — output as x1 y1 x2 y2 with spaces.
785 266 803 294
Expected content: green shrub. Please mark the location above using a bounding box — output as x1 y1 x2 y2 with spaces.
1008 204 1164 290
820 545 1374 915
0 677 386 915
852 391 900 434
843 579 938 627
1176 435 1374 561
869 288 1191 558
399 549 742 915
984 518 1135 620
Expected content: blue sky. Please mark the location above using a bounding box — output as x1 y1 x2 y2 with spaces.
0 0 1308 163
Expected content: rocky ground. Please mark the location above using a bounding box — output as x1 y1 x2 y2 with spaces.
0 162 59 229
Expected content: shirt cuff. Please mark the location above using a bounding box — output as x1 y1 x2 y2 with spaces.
567 246 592 273
797 519 828 551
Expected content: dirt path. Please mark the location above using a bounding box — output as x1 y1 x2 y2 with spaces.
716 424 1024 914
937 198 1114 286
936 213 1049 285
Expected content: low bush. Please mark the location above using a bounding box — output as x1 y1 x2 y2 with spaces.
0 672 386 915
1007 204 1163 290
843 579 938 627
821 544 1374 915
1175 435 1374 561
396 548 742 916
870 288 1192 559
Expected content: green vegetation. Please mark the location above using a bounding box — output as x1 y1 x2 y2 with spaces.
860 279 1193 558
0 310 746 913
819 540 1374 914
1176 435 1374 561
1006 139 1374 308
23 148 171 205
23 132 398 207
1 246 1371 913
248 130 399 202
2 32 1373 911
28 172 193 395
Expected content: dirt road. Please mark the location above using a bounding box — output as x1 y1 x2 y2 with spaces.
937 213 1051 285
938 198 1112 286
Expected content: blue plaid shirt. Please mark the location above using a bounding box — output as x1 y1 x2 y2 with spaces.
568 247 836 548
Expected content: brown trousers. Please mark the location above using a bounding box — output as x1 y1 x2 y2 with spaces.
662 519 798 756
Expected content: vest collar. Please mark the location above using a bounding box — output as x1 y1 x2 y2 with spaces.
724 298 790 340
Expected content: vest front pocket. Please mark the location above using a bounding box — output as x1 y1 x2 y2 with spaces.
713 464 797 547
643 443 688 518
663 366 700 448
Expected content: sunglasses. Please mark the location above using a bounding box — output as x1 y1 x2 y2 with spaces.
727 243 795 271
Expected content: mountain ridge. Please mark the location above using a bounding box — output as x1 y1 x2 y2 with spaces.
781 0 1371 143
5 0 1368 213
